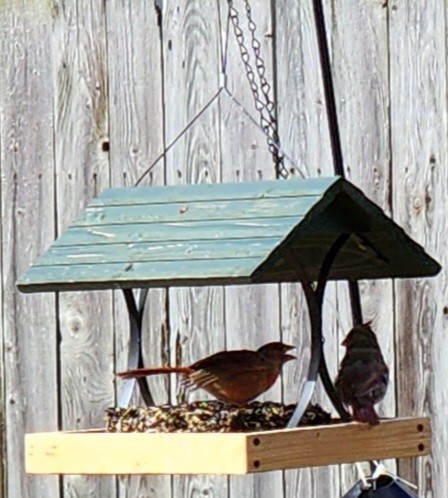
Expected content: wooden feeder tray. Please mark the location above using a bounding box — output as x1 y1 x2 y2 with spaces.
26 416 430 475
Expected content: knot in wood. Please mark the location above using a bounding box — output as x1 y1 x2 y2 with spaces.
67 315 84 334
412 195 423 214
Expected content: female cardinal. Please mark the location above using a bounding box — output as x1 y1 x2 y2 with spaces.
118 342 295 405
335 323 389 425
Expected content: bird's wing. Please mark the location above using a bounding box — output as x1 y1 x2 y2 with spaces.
187 351 271 403
191 366 273 405
194 352 267 384
341 357 389 402
190 350 264 373
191 364 267 388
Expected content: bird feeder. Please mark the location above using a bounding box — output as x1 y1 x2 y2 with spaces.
18 176 439 475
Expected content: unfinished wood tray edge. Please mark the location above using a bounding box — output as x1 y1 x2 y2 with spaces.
246 416 430 472
25 417 430 475
26 430 250 475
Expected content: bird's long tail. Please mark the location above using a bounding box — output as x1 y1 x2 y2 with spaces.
353 406 380 425
117 366 191 379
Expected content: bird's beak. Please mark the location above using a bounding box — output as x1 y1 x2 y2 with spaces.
284 344 295 351
283 353 296 362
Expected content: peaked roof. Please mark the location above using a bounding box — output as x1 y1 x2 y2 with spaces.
17 177 441 293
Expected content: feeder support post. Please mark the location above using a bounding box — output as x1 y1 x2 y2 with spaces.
287 235 352 427
118 289 155 407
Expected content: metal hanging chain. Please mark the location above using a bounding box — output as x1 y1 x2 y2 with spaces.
228 0 289 179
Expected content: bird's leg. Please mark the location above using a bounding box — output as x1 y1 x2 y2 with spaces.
176 381 189 404
177 375 195 404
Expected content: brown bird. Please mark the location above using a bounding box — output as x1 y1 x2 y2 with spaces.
335 323 389 425
118 342 295 405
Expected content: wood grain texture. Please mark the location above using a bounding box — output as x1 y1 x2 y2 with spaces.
390 0 448 495
106 0 165 188
0 2 59 498
75 195 320 225
330 0 396 492
163 0 228 497
88 176 336 205
26 431 249 476
0 170 3 498
105 0 170 495
248 417 430 472
275 0 332 178
49 217 304 246
52 0 115 496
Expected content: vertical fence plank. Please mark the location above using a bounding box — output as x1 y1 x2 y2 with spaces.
331 0 395 492
275 0 340 496
0 148 3 498
163 2 227 498
275 0 332 179
220 1 284 497
0 2 59 498
390 0 447 494
106 1 170 496
53 0 115 496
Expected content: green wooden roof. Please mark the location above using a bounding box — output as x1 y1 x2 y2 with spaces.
17 177 441 293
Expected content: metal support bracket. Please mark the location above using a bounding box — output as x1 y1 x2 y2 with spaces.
118 288 155 407
287 235 352 428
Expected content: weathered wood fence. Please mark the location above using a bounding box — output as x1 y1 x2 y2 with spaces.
1 0 446 496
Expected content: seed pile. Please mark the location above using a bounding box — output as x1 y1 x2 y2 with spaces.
105 401 332 433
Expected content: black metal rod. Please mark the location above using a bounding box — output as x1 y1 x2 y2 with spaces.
312 0 364 328
135 288 155 406
312 0 344 176
349 282 363 325
315 234 350 304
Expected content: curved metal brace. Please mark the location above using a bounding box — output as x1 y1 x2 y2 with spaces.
118 288 155 407
315 236 352 422
287 281 324 428
287 235 351 427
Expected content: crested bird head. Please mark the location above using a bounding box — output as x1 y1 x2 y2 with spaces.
341 322 380 349
257 342 296 364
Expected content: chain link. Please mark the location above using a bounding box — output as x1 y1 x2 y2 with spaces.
228 0 289 179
